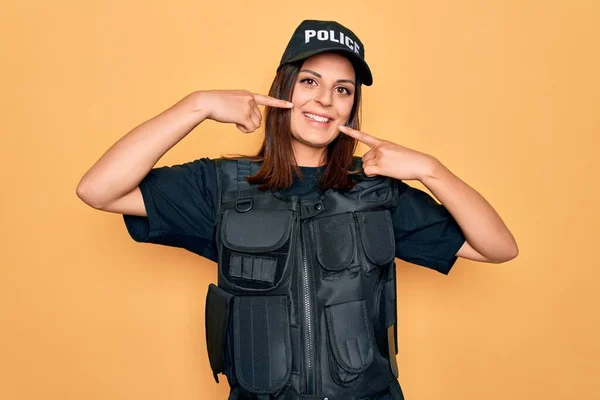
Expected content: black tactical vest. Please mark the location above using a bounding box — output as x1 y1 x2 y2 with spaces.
205 159 404 400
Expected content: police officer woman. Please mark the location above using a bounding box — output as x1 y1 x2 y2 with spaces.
77 19 518 400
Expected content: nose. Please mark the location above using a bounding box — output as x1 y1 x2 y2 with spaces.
314 86 333 107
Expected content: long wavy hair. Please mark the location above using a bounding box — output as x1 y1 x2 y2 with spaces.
239 59 362 191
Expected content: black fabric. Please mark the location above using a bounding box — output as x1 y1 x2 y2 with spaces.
356 210 395 267
205 283 234 383
223 247 290 291
383 279 397 329
388 380 404 400
278 20 373 86
325 300 374 373
222 209 292 253
123 158 465 274
122 158 219 261
229 254 277 285
290 326 301 375
392 182 464 274
314 213 355 271
233 295 291 394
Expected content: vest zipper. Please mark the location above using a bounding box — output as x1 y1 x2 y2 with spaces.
300 218 316 394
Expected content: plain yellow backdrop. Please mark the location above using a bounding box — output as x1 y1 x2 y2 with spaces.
1 0 599 399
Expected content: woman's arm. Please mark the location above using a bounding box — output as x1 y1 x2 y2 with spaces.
420 159 518 263
339 125 519 264
76 91 210 213
76 90 292 214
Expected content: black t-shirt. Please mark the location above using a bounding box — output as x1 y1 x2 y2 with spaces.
123 158 466 274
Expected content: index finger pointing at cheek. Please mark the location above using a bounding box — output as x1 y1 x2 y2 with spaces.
253 93 294 108
339 125 380 148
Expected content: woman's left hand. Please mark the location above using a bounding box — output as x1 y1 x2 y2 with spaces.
340 127 519 263
339 125 437 182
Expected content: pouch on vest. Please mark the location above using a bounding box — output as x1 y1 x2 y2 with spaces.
220 208 294 291
206 283 234 383
358 209 398 377
384 268 399 378
373 263 399 378
356 210 396 272
233 294 292 395
324 299 375 386
314 213 360 280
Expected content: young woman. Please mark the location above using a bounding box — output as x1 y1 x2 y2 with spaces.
77 19 518 400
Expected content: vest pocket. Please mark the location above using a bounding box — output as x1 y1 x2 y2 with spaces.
220 209 294 290
373 264 399 378
314 213 359 279
356 210 395 272
205 283 234 383
233 295 292 395
324 299 374 386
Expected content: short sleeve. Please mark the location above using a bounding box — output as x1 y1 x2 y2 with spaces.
123 157 218 262
392 181 466 274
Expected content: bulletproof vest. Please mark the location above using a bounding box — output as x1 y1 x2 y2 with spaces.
205 159 404 400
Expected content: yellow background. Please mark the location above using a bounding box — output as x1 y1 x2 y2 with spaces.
1 0 599 399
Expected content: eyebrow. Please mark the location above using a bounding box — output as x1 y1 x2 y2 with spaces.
299 69 356 86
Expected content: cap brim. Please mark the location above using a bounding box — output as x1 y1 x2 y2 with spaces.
282 47 373 86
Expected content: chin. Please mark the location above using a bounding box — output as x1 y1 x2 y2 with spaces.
292 131 338 149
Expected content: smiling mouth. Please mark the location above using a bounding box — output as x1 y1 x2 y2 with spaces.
304 112 332 123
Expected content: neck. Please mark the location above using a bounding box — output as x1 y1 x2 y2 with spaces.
292 141 327 167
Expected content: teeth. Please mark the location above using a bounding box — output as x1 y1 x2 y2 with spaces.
304 113 330 123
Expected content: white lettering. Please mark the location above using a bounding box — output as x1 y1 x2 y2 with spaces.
329 30 340 43
305 30 316 43
345 36 354 50
304 29 359 54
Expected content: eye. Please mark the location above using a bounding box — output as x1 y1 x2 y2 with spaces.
300 77 317 86
336 86 352 96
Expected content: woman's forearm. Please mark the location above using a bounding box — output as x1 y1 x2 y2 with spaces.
421 158 519 262
76 91 209 208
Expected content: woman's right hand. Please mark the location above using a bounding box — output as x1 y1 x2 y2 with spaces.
197 90 294 133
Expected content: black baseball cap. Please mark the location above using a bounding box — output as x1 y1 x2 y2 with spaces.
277 20 373 86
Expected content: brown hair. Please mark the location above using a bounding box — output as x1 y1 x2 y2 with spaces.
236 60 362 191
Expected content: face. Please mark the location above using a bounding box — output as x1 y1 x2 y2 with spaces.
289 52 356 151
